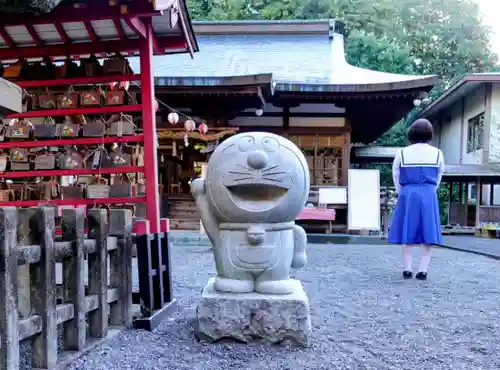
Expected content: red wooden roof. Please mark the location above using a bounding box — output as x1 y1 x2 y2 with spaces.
0 0 198 62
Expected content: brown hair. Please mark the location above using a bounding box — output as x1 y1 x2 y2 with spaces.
408 119 433 144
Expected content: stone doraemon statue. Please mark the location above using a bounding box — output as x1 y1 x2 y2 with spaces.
191 132 310 295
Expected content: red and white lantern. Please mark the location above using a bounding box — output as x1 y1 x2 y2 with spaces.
167 112 179 124
119 81 130 90
155 100 159 112
198 122 208 135
109 81 118 90
184 119 196 132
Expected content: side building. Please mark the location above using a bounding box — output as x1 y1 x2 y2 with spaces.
417 73 500 230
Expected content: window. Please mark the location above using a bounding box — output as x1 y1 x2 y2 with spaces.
467 113 484 153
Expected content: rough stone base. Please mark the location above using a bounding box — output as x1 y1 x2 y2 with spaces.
196 278 311 346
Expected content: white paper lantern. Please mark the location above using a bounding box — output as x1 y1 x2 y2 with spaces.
198 123 208 135
168 112 179 124
184 119 196 132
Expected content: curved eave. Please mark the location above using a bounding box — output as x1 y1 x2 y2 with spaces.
276 75 437 94
154 73 273 88
417 73 500 120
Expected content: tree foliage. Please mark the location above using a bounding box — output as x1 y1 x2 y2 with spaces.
187 0 498 92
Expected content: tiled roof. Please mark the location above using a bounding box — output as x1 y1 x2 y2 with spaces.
128 20 436 90
129 33 332 84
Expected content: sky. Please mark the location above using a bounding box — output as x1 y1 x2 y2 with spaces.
478 0 500 56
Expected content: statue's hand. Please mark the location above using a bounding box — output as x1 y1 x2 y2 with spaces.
291 224 307 269
291 251 307 269
190 178 206 198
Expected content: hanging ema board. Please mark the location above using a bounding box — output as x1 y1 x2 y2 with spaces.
348 169 381 231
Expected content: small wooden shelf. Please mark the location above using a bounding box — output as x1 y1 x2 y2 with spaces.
0 166 144 179
0 197 145 207
7 104 142 119
0 135 144 149
16 74 141 89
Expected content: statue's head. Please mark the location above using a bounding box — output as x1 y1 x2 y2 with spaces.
205 132 310 223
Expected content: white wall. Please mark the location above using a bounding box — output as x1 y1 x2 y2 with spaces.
462 84 486 164
438 101 462 164
488 83 500 163
437 84 486 164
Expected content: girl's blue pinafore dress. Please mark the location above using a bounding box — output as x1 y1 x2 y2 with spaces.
388 145 443 245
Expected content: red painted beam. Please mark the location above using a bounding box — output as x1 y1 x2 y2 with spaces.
113 18 127 41
0 135 144 149
16 74 141 88
0 26 14 48
7 104 142 119
84 21 98 42
25 24 43 46
0 166 144 179
0 37 186 61
54 22 70 44
125 17 161 55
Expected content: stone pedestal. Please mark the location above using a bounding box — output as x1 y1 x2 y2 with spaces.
196 278 311 346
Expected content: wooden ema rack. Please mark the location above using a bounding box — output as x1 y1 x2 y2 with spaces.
0 74 144 207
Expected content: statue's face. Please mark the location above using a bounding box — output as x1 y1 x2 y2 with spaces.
205 132 310 223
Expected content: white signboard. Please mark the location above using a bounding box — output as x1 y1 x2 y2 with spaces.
318 187 347 204
348 169 381 231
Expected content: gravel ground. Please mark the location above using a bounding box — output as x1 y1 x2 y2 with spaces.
48 245 500 369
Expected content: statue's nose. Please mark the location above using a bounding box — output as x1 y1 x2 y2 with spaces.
247 150 268 170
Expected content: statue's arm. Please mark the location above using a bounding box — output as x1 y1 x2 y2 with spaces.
291 224 307 269
191 178 220 245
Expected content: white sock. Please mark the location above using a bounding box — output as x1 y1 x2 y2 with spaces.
418 244 432 273
402 245 412 271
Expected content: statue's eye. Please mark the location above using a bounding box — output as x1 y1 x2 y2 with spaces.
262 137 279 152
238 136 255 152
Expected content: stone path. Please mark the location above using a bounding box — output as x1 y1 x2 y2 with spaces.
441 236 500 259
64 244 500 370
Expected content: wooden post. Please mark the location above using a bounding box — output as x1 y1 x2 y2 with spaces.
87 209 109 338
342 129 351 186
109 209 133 327
61 208 86 351
30 207 57 368
476 177 482 227
0 207 19 370
139 17 161 234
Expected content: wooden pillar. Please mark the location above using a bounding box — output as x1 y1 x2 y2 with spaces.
447 182 452 225
0 208 19 370
341 124 351 186
282 107 290 137
464 182 469 226
476 177 482 227
30 207 57 369
62 208 86 351
139 18 160 233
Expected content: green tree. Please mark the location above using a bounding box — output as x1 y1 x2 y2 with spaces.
187 0 498 91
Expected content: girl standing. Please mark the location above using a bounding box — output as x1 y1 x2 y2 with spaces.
388 119 445 280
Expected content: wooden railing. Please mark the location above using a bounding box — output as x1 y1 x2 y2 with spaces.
0 207 133 370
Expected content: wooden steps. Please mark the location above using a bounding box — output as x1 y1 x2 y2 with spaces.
168 196 200 231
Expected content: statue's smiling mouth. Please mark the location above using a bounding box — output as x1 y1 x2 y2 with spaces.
226 183 288 211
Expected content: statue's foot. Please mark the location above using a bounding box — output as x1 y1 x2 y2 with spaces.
255 279 295 295
214 277 254 293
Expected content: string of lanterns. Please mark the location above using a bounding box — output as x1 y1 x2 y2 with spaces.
129 82 209 139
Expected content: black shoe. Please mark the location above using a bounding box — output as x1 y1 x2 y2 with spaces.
415 272 427 280
403 271 412 279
